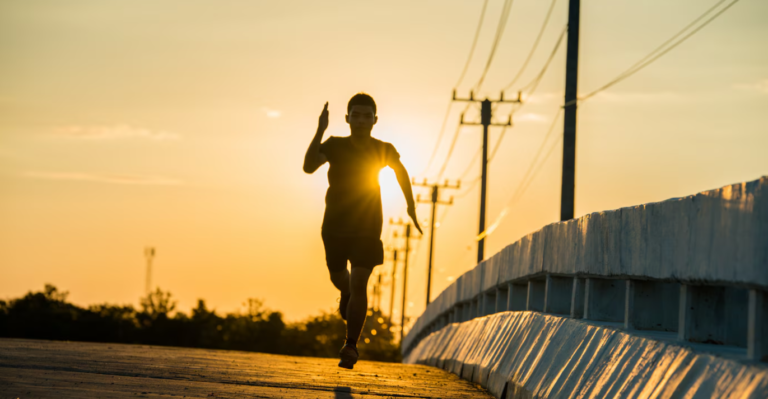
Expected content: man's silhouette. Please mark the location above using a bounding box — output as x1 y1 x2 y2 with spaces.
303 93 422 369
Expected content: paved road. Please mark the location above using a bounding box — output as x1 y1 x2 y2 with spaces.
0 339 492 398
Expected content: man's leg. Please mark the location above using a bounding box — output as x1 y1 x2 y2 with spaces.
323 234 352 319
329 269 351 295
345 266 372 347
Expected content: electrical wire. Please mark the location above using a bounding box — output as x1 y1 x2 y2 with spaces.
572 0 742 106
477 128 563 241
455 177 481 199
459 147 482 181
419 0 490 177
466 107 561 241
419 103 454 177
434 102 474 180
473 0 515 92
488 124 511 162
456 0 491 89
519 24 568 95
503 0 560 91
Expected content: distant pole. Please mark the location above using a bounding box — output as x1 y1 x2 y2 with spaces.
453 90 519 262
413 179 460 305
478 100 491 263
389 250 398 322
561 0 580 221
376 273 382 311
144 247 155 295
400 224 411 344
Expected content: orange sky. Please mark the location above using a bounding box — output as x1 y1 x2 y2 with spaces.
1 0 767 323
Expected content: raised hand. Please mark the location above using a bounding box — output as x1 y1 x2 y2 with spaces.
318 102 329 133
408 206 423 235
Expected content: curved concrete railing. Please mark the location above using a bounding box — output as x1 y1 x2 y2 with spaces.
403 176 768 364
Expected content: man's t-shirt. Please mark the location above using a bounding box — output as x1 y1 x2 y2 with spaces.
319 136 400 237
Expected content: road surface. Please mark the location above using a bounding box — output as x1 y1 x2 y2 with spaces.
0 338 492 398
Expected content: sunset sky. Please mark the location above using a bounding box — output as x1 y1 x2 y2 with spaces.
1 0 766 324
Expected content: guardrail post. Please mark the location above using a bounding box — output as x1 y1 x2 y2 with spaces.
571 277 584 318
748 289 766 361
625 280 635 330
584 278 593 320
678 284 692 341
544 275 553 313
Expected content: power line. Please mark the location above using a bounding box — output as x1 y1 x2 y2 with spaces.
419 103 454 177
519 24 568 95
447 25 566 213
483 26 567 165
509 108 563 202
478 125 563 241
434 102 474 180
456 0 491 89
513 134 563 205
457 107 561 203
488 124 511 162
455 177 481 199
419 0 491 177
573 0 742 105
480 24 568 173
473 0 515 92
459 147 482 181
503 0 560 91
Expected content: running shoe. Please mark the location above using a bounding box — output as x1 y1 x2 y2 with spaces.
338 344 359 369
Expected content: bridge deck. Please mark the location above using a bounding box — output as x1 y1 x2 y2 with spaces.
0 338 491 398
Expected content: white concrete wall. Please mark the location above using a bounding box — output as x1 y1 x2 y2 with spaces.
404 312 768 399
402 177 768 354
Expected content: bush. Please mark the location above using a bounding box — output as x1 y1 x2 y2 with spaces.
0 285 401 362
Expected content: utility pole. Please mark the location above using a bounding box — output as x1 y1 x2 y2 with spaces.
389 218 419 344
144 247 155 295
413 178 460 306
453 90 520 262
388 249 398 323
561 0 580 221
375 273 382 311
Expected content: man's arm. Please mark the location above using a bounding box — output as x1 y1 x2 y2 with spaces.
391 160 424 235
303 102 329 174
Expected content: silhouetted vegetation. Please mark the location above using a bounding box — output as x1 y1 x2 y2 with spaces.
0 284 401 362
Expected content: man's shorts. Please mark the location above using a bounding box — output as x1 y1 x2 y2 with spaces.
322 233 384 272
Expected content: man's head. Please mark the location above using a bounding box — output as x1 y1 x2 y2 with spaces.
346 93 377 137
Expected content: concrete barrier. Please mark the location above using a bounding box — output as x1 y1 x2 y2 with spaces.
403 177 768 395
405 312 768 398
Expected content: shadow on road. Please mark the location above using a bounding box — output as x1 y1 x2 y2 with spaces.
334 386 353 398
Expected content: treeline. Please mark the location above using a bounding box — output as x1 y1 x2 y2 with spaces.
0 284 401 362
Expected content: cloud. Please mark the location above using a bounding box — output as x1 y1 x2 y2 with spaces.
261 107 281 118
733 80 768 94
24 171 182 186
55 125 180 141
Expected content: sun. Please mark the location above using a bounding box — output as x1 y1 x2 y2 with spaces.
379 168 402 211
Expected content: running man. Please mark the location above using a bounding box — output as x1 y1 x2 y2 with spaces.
303 93 422 369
